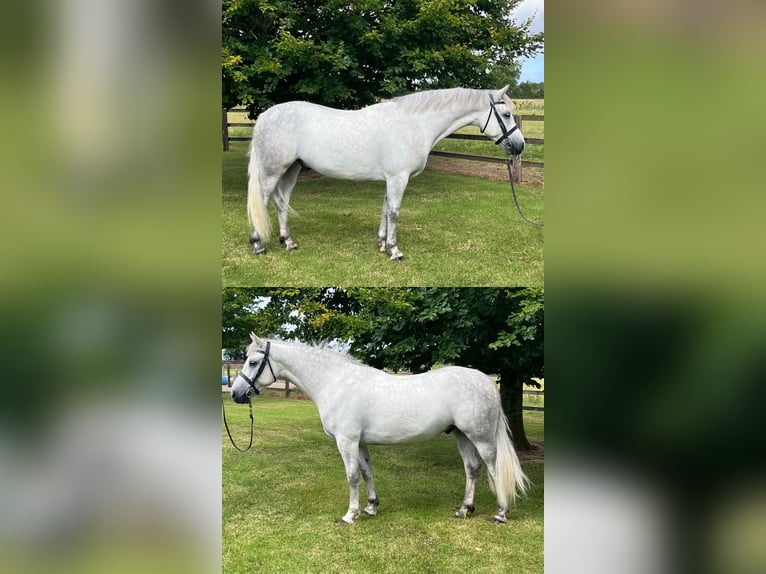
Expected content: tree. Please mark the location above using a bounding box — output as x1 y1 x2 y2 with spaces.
223 0 544 115
221 287 544 450
515 81 544 99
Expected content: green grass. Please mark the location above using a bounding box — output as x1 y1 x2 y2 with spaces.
222 154 543 286
222 396 543 574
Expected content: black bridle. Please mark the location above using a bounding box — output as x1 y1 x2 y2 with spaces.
238 341 277 398
222 341 278 453
481 97 519 146
481 97 543 227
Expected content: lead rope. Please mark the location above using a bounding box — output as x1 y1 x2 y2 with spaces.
506 157 544 228
222 396 254 452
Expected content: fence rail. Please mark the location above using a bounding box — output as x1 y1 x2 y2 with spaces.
222 108 544 182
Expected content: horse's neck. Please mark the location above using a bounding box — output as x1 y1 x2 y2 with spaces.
413 105 484 148
271 345 346 404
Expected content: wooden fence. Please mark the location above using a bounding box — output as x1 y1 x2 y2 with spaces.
222 108 544 183
222 360 544 412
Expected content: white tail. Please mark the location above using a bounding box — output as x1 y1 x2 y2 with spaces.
492 409 530 508
247 142 271 243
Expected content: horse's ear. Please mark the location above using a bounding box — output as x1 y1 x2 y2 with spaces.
249 332 262 345
495 85 510 99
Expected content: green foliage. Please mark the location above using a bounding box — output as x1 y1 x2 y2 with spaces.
490 288 544 386
223 0 544 115
222 287 544 388
515 81 544 98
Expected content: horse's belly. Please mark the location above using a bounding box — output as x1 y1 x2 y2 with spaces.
297 133 421 181
360 414 452 445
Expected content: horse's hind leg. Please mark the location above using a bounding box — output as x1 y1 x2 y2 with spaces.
249 171 281 255
453 430 482 519
358 445 380 516
471 440 507 523
275 162 301 250
377 194 388 253
382 174 409 261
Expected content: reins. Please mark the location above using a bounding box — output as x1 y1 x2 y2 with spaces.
505 158 544 228
221 341 277 453
222 395 254 452
482 97 544 228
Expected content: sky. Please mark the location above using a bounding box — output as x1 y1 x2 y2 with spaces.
511 0 544 83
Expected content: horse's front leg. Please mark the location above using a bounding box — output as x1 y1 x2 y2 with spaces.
336 436 361 524
383 174 408 261
358 446 380 516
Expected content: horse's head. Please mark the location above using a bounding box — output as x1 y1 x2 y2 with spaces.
480 86 525 156
230 334 276 403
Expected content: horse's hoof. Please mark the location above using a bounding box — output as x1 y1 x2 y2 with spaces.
389 253 405 262
338 519 352 526
252 246 266 255
492 517 507 525
363 510 377 517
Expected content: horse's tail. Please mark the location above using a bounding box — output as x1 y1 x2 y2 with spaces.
491 408 530 509
247 141 271 243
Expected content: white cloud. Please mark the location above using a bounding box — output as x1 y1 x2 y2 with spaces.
512 0 544 35
512 0 544 83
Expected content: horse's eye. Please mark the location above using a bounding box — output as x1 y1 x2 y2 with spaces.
503 112 511 118
249 360 257 366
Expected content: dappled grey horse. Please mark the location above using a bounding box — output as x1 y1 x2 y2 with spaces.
229 335 529 524
246 86 525 260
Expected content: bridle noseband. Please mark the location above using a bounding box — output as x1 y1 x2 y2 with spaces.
238 341 277 397
481 97 519 146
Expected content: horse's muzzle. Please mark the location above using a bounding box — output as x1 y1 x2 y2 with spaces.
230 387 247 404
507 140 525 156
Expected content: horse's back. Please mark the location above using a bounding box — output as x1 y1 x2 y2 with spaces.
345 366 499 444
253 100 430 181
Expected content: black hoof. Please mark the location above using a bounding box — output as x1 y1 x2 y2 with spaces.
338 519 351 526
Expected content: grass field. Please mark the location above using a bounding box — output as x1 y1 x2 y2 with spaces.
222 154 543 286
222 395 544 574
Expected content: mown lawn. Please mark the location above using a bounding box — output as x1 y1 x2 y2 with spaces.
222 395 543 574
222 153 543 287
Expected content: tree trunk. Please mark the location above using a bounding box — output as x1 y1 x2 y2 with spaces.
499 369 533 451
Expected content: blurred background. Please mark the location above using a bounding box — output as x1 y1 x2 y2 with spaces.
546 1 766 573
0 1 220 573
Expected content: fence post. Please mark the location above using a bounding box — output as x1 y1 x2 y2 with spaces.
285 381 290 398
222 108 230 152
512 115 523 183
226 361 232 388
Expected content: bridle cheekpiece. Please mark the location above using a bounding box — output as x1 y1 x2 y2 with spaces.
481 97 519 146
239 341 277 397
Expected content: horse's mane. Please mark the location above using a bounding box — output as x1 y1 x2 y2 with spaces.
391 87 505 114
248 338 363 366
